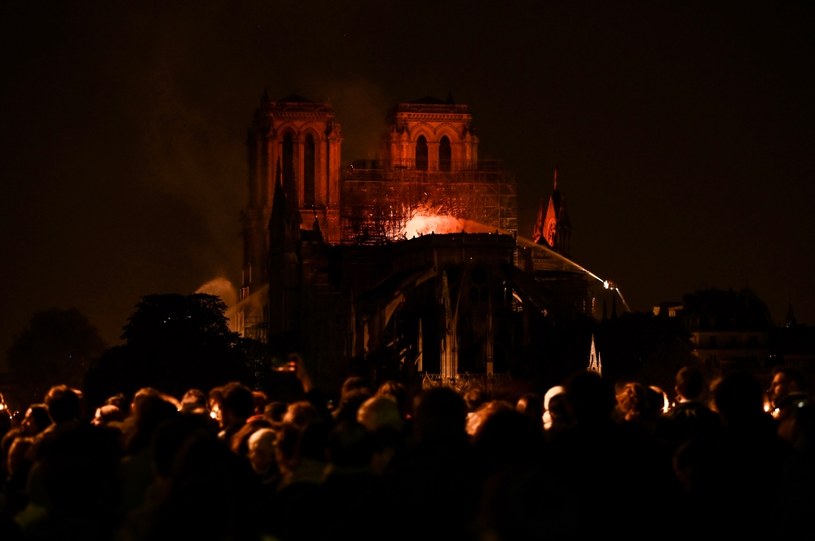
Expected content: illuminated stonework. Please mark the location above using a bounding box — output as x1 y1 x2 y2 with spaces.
240 96 518 339
341 97 517 244
239 93 616 391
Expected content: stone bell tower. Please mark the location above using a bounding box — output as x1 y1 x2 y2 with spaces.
239 94 342 339
382 96 479 171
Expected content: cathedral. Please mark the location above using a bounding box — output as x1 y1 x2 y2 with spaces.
238 93 615 392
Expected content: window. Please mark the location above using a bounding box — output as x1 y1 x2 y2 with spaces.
416 135 428 171
304 134 315 207
283 132 295 200
439 136 451 171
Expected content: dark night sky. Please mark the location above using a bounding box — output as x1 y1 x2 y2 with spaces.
2 1 814 368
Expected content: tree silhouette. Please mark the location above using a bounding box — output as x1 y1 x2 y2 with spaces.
84 293 250 408
6 308 106 407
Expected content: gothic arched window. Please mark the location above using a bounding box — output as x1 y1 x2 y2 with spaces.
416 135 428 171
282 132 296 201
439 136 451 171
304 133 315 207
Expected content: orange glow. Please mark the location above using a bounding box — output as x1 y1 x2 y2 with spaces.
403 214 464 238
400 206 496 239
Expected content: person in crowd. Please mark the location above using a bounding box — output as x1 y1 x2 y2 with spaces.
121 420 262 541
314 419 380 541
179 388 208 415
332 376 374 424
774 399 815 537
230 410 274 457
3 361 813 540
542 384 573 436
659 365 721 451
207 385 225 425
356 395 402 434
546 370 680 537
118 388 181 514
2 436 35 517
375 380 412 422
282 400 322 430
263 400 288 424
615 381 650 422
471 403 549 541
355 395 407 477
515 391 545 433
616 381 666 438
471 400 545 473
16 421 123 540
463 386 489 415
0 428 24 485
92 404 125 427
28 385 83 461
217 381 255 445
385 385 482 541
104 393 129 416
263 417 332 541
466 399 514 438
673 369 793 539
247 427 280 485
19 404 52 438
768 366 810 422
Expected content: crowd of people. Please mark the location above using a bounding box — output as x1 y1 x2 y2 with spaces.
0 362 812 541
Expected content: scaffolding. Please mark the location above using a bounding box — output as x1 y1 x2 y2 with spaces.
340 160 518 245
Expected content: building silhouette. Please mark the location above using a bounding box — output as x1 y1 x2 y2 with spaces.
238 94 621 391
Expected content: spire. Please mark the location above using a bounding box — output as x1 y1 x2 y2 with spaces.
272 157 285 212
542 193 558 247
268 158 287 248
587 334 602 375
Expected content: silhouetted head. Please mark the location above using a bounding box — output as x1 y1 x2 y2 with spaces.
413 386 467 444
180 388 208 414
340 376 375 401
22 404 52 436
327 419 375 470
563 370 616 427
467 400 514 437
376 380 410 418
44 384 82 424
675 365 707 402
284 400 322 430
247 427 278 475
357 395 403 432
463 386 488 412
769 366 808 409
713 370 766 426
220 381 254 426
471 404 543 466
516 392 544 428
616 382 649 421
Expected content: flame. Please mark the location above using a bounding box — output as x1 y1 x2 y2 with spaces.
400 202 497 239
403 214 464 238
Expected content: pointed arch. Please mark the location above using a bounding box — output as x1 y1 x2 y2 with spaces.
439 135 452 171
304 133 316 207
282 131 296 203
416 135 428 171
